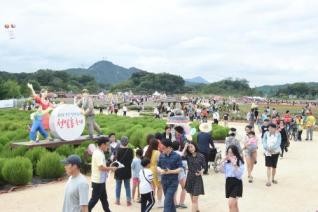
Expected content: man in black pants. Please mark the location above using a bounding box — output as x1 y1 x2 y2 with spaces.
88 137 117 212
197 123 215 174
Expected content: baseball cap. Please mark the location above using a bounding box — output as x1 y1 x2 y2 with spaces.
61 154 82 167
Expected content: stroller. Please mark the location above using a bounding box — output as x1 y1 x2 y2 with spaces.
208 147 222 173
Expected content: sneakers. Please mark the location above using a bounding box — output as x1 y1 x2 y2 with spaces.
157 200 164 208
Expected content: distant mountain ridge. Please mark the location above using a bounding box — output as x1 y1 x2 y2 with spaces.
64 61 143 84
185 76 209 84
255 82 318 95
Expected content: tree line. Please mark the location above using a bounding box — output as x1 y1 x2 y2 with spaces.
1 69 317 100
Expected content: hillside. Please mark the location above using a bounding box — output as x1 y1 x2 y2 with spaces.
111 71 186 94
256 82 318 96
65 61 142 84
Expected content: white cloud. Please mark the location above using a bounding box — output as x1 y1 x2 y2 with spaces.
0 0 317 86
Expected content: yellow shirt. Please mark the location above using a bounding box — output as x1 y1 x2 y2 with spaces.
91 148 108 183
150 150 160 185
305 115 316 128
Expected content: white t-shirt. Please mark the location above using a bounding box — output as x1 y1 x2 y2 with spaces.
139 168 153 194
91 148 108 183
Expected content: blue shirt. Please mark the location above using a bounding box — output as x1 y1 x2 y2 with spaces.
158 151 183 183
197 132 214 153
222 162 244 180
131 158 142 179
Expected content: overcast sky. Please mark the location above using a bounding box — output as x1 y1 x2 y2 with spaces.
1 0 317 86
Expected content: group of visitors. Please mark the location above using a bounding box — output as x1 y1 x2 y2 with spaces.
62 122 222 212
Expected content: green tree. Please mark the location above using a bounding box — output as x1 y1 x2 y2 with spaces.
1 80 21 98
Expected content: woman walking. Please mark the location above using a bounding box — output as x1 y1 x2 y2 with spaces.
243 125 256 183
182 142 205 212
144 138 163 208
278 120 289 158
262 123 281 187
114 136 134 206
220 145 244 212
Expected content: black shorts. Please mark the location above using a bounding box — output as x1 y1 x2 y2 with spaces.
265 154 279 168
226 177 243 198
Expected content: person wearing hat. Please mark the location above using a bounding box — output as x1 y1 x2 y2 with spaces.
197 123 215 175
114 136 134 206
75 89 102 139
88 136 117 212
158 139 183 212
262 123 282 187
62 155 89 212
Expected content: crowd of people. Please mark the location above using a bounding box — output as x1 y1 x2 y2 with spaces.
61 104 316 212
21 85 316 211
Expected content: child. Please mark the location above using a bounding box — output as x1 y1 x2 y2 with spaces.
29 105 52 143
139 158 155 212
131 149 143 202
295 115 303 141
244 131 258 164
223 112 229 127
261 119 270 138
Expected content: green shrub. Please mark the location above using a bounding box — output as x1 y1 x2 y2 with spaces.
36 152 65 179
0 146 28 158
74 147 87 163
80 141 92 149
25 147 48 172
12 146 29 157
130 129 143 147
56 145 75 157
0 158 7 182
0 135 10 145
2 157 33 186
212 124 229 140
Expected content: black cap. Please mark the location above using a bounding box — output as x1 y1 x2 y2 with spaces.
61 154 82 167
97 136 109 146
161 139 172 148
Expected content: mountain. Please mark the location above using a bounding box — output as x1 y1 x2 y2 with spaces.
185 76 209 84
64 61 142 84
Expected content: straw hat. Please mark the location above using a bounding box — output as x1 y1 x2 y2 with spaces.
199 123 212 133
186 134 193 141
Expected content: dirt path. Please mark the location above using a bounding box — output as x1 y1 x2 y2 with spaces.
1 122 317 212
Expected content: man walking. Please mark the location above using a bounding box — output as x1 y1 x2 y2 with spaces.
62 155 89 212
158 139 183 212
197 123 215 175
89 136 117 212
